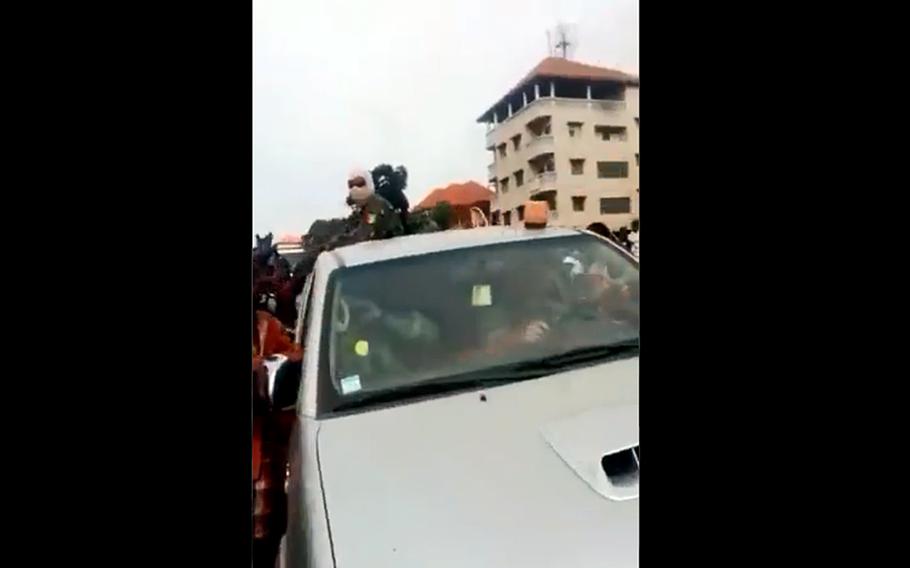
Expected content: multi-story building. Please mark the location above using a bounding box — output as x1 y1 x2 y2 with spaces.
477 57 639 231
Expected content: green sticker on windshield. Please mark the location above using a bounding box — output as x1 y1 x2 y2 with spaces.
472 284 492 307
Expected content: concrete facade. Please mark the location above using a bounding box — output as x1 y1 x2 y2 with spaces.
479 60 639 231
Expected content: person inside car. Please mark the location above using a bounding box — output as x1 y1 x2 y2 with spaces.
470 255 569 357
565 262 639 334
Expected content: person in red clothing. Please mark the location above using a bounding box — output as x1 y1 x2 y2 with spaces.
252 308 301 568
253 309 300 365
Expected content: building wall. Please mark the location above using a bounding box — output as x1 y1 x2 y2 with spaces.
487 85 639 231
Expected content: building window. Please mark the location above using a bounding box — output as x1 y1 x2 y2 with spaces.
635 153 639 166
516 205 525 221
500 177 510 193
531 154 556 174
568 121 583 137
594 125 628 141
600 197 631 214
570 159 585 175
541 119 552 135
503 211 512 225
527 115 552 137
597 161 629 179
511 134 522 151
514 170 524 187
497 143 507 158
634 117 639 128
572 196 586 211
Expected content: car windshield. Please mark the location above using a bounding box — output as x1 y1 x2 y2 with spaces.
320 234 639 413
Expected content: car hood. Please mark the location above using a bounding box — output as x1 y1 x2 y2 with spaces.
317 357 639 568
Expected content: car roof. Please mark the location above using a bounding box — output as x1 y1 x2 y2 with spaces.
330 226 583 267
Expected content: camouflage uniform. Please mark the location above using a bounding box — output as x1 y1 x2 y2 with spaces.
350 194 404 240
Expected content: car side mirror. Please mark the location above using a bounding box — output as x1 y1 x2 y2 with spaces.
263 355 303 410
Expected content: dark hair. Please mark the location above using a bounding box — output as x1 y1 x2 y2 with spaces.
371 163 410 212
292 252 318 279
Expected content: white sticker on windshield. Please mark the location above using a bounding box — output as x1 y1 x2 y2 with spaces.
472 284 492 307
340 374 362 395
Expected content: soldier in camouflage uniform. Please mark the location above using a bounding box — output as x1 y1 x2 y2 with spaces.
298 164 438 271
346 168 406 241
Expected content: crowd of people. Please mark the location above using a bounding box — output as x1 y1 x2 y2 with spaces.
597 218 640 259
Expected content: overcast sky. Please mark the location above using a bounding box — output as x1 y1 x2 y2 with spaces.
253 0 639 236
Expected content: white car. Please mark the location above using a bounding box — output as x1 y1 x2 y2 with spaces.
273 223 639 568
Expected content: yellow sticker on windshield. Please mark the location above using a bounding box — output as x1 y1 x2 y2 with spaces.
354 340 369 356
471 284 492 307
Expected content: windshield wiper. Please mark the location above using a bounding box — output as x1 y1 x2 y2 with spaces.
329 366 548 414
515 339 640 371
328 340 639 414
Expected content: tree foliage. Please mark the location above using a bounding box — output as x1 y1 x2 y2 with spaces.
431 201 454 230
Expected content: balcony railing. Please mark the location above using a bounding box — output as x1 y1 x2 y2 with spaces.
484 96 627 132
528 172 557 194
484 96 627 152
485 129 496 150
525 134 554 156
594 99 626 112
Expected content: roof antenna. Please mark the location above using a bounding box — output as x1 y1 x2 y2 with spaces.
548 22 578 59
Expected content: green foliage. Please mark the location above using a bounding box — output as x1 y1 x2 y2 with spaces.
431 201 454 230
